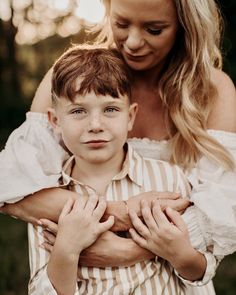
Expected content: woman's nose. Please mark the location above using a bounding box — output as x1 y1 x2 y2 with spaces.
125 28 144 52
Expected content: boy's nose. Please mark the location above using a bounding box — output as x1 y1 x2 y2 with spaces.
125 28 144 52
88 115 103 133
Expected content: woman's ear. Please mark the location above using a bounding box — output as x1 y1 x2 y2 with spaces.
128 102 138 131
47 107 61 134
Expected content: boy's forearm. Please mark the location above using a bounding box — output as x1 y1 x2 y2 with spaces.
169 248 206 282
47 239 79 295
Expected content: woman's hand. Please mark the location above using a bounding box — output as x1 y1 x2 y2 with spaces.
105 191 190 232
128 191 190 216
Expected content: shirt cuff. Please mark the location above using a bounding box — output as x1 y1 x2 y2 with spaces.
174 251 220 286
29 267 79 295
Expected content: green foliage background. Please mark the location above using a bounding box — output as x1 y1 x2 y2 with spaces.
0 1 235 294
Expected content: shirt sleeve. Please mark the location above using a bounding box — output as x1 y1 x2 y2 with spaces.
187 130 236 257
0 112 69 206
174 168 222 286
28 224 79 295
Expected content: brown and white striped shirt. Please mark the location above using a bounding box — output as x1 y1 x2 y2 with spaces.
28 144 216 295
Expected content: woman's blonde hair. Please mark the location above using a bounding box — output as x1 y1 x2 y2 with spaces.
89 0 235 170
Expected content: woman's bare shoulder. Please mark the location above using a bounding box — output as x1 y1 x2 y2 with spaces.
207 68 236 132
30 68 53 113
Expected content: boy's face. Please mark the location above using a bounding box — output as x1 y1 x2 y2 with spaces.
48 91 137 166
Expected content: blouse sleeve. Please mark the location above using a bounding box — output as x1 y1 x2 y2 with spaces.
187 130 236 256
0 112 69 206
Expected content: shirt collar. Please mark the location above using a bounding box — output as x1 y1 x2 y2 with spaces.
60 143 144 187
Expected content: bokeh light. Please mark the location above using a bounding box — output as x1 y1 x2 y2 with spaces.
0 0 105 44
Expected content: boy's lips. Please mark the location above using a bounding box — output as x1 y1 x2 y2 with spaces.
84 140 108 143
84 140 109 148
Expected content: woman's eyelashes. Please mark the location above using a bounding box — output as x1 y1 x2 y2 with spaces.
114 21 163 36
115 21 129 29
146 28 163 35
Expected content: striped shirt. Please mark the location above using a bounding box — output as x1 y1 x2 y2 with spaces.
28 144 216 295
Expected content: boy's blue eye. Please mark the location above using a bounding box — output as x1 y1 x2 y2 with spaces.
71 108 86 114
146 28 163 35
105 107 119 113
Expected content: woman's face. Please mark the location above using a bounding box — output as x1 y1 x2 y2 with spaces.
109 0 179 71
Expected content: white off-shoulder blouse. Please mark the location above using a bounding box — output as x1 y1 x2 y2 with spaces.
1 112 236 259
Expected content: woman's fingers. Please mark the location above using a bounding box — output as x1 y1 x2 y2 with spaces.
39 242 53 253
153 191 181 200
38 219 58 234
129 209 150 238
158 198 190 213
42 229 56 245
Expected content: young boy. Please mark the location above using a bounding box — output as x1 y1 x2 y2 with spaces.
28 46 214 295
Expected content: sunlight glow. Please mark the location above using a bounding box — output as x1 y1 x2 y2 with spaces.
75 0 105 23
0 1 11 21
52 0 70 11
1 0 106 44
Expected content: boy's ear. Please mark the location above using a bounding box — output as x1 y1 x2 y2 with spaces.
47 107 61 134
128 102 138 131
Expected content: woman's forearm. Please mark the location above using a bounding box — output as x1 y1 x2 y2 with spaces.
1 188 77 224
79 231 154 267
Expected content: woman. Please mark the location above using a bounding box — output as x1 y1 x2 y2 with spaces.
1 0 236 293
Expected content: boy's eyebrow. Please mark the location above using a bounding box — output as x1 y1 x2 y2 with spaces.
65 98 126 108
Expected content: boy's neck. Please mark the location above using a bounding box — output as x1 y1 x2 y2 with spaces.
71 149 126 195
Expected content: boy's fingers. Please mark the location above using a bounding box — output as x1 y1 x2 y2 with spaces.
93 197 107 220
99 215 115 233
129 209 150 238
140 200 158 232
71 199 80 212
165 207 187 232
60 198 74 218
129 228 147 248
38 219 58 234
152 201 169 227
84 194 99 213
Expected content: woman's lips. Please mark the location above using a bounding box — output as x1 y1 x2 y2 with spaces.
125 52 147 60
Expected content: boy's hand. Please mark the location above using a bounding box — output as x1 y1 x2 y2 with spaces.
128 199 193 263
55 195 114 256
